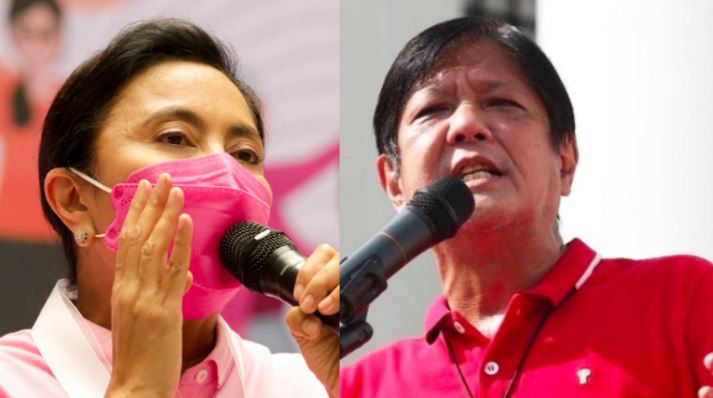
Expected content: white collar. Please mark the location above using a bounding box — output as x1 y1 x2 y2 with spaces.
31 279 247 398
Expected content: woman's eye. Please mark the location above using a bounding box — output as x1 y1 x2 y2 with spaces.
233 149 261 165
158 132 190 146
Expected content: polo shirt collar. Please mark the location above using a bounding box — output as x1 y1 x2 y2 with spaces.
179 317 235 388
424 238 598 344
522 238 597 306
212 318 235 388
81 312 234 389
424 296 456 344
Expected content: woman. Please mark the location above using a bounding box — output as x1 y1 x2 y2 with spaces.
0 19 339 397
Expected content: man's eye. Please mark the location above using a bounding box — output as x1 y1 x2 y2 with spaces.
233 149 261 165
415 104 449 120
158 132 190 146
487 98 519 108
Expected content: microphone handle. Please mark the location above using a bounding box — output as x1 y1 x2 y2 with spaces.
339 205 436 322
260 247 340 334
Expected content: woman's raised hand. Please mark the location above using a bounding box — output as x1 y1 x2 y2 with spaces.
104 174 193 398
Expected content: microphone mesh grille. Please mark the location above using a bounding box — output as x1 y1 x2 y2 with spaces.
409 177 475 241
220 222 296 293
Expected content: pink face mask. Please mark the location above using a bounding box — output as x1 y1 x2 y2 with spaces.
70 153 272 319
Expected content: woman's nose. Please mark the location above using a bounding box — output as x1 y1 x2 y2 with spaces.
204 139 228 155
445 103 494 145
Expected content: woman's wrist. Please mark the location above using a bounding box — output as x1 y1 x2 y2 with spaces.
104 379 174 398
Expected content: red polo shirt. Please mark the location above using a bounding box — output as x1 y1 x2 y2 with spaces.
340 239 713 397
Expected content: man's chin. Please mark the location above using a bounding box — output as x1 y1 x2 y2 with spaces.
456 204 519 235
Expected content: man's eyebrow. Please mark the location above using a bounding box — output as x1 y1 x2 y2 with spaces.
416 77 516 94
478 80 509 91
142 107 206 129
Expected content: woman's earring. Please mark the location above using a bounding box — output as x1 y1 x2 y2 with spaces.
75 230 89 247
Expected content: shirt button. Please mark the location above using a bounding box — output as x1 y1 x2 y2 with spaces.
484 361 500 376
453 321 466 334
195 368 208 384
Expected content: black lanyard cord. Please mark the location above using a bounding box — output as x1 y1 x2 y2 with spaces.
501 306 553 398
444 333 476 398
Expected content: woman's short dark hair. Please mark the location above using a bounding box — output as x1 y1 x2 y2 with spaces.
374 16 575 171
38 19 265 284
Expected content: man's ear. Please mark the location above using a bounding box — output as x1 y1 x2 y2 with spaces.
559 134 578 196
44 168 97 241
376 154 406 209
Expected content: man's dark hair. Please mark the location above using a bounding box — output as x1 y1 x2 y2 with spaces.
9 0 62 21
374 16 575 171
38 19 265 284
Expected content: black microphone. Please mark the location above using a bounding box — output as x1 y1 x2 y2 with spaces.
220 222 339 334
339 176 474 323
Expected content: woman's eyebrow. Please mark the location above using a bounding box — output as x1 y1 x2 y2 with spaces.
142 106 206 129
227 123 261 142
141 106 260 141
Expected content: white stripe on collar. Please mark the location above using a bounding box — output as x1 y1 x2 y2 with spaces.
575 253 602 290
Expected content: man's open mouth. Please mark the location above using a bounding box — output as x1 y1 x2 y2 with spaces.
459 165 503 182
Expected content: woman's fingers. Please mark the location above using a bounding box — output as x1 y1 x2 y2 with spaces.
114 179 151 282
140 187 185 288
317 285 339 316
297 245 339 315
114 174 191 303
294 244 336 301
121 174 173 284
294 244 338 310
166 214 193 301
285 306 323 339
304 257 339 315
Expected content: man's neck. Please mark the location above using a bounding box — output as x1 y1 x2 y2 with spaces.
434 223 564 327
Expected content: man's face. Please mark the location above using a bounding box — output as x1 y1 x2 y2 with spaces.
377 40 577 235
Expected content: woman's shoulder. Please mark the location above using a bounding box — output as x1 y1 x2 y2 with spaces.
225 328 327 398
0 329 67 396
0 329 43 364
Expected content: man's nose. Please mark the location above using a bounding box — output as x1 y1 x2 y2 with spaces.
445 103 494 145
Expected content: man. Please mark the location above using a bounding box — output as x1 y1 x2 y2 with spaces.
340 16 713 398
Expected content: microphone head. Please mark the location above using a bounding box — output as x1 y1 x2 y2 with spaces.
220 222 296 293
409 176 475 241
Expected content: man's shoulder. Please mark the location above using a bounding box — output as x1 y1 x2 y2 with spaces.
621 253 711 267
589 253 713 306
341 336 432 391
597 252 712 280
339 338 445 398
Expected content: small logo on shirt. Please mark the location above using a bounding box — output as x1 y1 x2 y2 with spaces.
577 368 592 385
